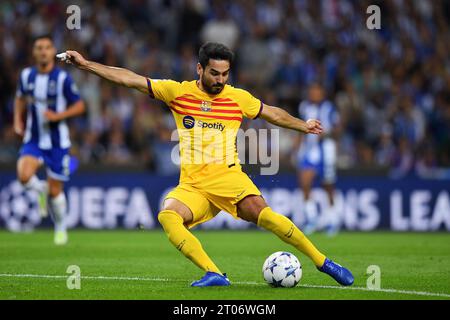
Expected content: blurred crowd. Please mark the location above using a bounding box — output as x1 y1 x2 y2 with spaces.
0 0 449 178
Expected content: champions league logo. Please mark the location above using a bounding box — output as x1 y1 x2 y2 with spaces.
0 180 41 232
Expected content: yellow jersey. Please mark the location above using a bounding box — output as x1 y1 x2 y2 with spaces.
147 78 262 183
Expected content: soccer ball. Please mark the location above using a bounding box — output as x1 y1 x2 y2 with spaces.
262 251 302 288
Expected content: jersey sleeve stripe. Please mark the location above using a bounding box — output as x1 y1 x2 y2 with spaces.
169 105 242 122
146 78 155 99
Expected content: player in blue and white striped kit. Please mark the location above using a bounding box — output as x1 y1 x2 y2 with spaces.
13 35 85 244
295 83 341 236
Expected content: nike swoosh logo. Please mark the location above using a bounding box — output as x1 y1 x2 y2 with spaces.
176 240 186 251
284 225 294 238
236 190 245 198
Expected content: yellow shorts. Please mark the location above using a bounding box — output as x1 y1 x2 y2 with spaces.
164 165 261 229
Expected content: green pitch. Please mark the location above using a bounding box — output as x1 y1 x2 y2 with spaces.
0 230 449 300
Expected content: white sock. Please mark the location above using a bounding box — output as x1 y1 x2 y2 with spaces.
23 175 47 193
50 192 67 232
324 200 341 229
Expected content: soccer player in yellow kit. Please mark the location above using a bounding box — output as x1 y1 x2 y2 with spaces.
60 43 353 287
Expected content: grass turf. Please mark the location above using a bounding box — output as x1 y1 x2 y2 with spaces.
0 230 449 300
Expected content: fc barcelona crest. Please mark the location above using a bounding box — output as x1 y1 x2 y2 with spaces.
201 100 212 112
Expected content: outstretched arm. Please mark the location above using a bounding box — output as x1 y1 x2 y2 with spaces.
13 96 26 136
60 50 148 94
259 104 323 134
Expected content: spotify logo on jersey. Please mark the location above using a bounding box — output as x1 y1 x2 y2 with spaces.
182 116 195 129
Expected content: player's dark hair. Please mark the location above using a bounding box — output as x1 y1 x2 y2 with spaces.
198 42 234 68
33 34 53 44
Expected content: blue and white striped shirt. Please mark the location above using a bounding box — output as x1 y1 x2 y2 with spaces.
16 66 81 149
297 99 340 164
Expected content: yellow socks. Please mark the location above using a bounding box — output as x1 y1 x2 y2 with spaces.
158 207 325 273
158 210 222 274
257 207 326 267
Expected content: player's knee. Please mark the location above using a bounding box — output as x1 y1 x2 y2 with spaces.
162 198 193 223
49 190 63 199
158 210 184 227
249 209 263 224
48 182 63 198
49 185 63 197
17 171 33 186
237 199 267 224
237 196 264 222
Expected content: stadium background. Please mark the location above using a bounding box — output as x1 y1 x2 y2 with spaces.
0 0 449 232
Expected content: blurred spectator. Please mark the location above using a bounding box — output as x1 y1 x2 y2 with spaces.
0 0 449 177
0 125 19 164
79 130 105 164
390 137 415 179
391 95 425 146
200 1 240 50
375 124 396 167
152 125 180 176
415 142 439 179
104 119 132 165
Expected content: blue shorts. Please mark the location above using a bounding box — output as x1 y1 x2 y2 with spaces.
19 143 78 181
298 157 336 183
297 141 337 184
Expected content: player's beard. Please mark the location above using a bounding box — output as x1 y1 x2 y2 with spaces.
201 77 224 95
37 56 53 70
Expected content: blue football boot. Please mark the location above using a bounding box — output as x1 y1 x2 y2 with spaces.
318 258 354 286
191 272 231 287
